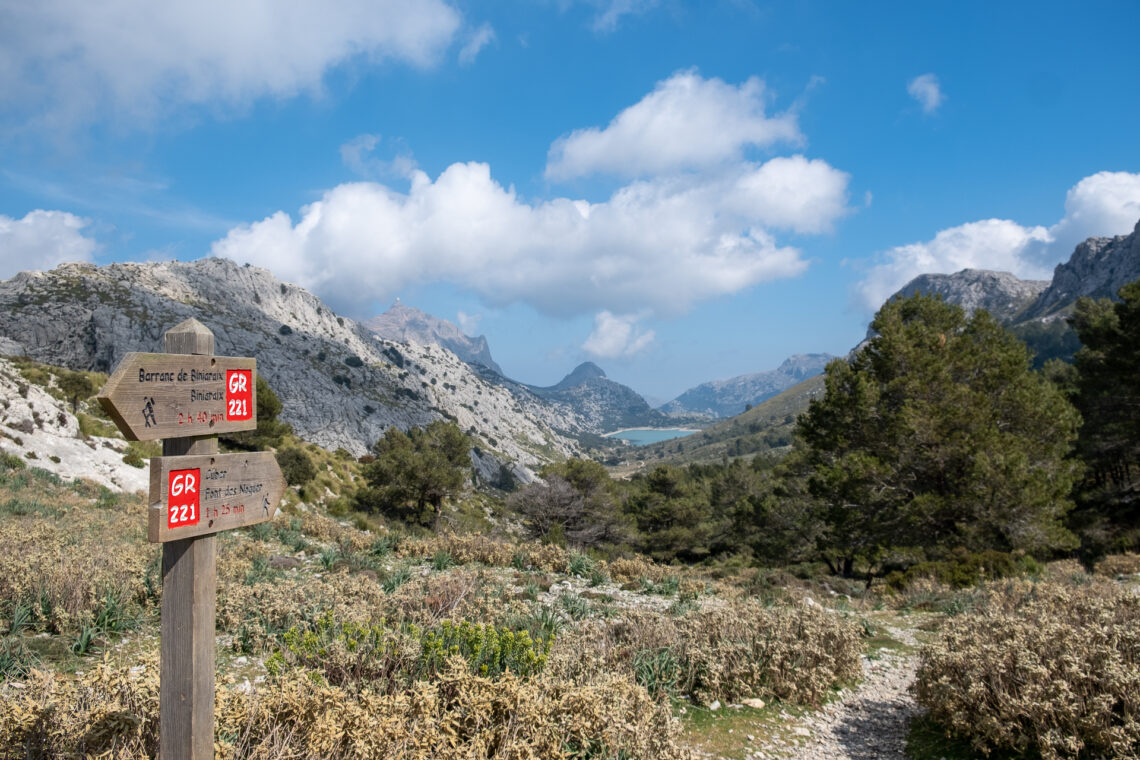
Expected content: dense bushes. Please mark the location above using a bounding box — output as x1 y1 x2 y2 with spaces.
914 578 1140 759
558 602 862 708
2 658 687 760
277 446 316 486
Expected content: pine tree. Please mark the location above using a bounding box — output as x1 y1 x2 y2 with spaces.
355 420 471 527
1067 279 1140 552
797 294 1080 574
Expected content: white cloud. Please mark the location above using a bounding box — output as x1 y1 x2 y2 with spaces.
0 0 461 129
456 311 482 335
212 154 849 317
0 210 99 279
907 73 944 115
458 23 495 65
724 156 851 234
590 0 659 32
582 311 655 357
340 134 418 180
854 171 1140 310
1049 171 1140 254
546 70 803 180
855 220 1052 310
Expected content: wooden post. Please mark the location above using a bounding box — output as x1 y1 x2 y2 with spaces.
161 318 217 760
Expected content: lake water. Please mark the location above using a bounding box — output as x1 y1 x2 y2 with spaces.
605 428 697 446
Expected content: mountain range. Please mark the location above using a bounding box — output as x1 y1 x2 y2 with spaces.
364 302 504 376
884 218 1140 366
0 259 587 482
646 217 1140 466
2 218 1135 477
658 353 834 418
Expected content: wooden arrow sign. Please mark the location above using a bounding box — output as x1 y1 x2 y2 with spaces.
97 352 257 441
148 451 285 543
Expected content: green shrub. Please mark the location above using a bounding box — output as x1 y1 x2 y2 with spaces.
268 612 553 689
0 637 37 680
915 578 1140 759
277 447 317 486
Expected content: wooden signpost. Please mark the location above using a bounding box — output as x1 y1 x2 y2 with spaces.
98 318 285 760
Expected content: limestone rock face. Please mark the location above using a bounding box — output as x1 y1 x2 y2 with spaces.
660 354 834 419
364 303 504 376
0 357 148 492
882 219 1140 327
1022 219 1140 320
0 258 581 477
892 270 1049 323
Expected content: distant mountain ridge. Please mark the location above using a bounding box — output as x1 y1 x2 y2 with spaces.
886 218 1140 364
526 362 671 433
0 258 584 482
660 354 834 419
894 219 1140 325
891 270 1050 323
647 218 1140 467
364 305 671 435
365 303 503 375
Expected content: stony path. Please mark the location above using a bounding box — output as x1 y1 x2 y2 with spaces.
751 623 922 760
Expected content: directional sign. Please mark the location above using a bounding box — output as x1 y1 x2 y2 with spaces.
97 352 257 441
148 451 285 542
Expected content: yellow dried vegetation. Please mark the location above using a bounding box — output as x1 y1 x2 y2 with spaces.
553 601 862 707
398 533 572 573
1094 552 1140 578
2 656 690 760
0 477 154 636
914 577 1140 759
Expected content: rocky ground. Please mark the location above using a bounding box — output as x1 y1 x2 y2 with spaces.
0 357 148 491
687 618 923 760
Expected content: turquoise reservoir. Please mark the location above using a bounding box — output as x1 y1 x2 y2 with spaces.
605 428 697 446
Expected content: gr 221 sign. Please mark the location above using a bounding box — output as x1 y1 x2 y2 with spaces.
97 353 258 440
149 452 285 543
168 468 202 529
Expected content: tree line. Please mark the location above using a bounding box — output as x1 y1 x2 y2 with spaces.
346 281 1140 575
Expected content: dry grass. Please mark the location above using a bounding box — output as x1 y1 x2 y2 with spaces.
914 576 1140 759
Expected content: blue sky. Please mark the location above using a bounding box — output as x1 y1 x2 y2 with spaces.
2 1 1139 401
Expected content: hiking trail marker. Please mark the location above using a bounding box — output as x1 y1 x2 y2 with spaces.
96 352 256 440
97 318 284 760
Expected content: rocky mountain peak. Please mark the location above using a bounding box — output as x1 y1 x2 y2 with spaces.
1021 219 1140 321
364 302 503 375
553 362 607 389
0 257 583 480
893 269 1050 324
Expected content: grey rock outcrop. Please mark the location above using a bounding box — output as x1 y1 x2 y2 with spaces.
364 302 504 375
660 354 834 419
1021 219 1140 320
0 258 581 477
891 270 1049 323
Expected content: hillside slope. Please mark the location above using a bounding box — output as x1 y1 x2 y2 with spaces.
0 259 582 479
660 354 833 418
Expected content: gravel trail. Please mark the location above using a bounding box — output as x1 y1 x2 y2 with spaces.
752 623 922 760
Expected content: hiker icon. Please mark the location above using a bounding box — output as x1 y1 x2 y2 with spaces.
262 494 271 516
142 397 157 428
